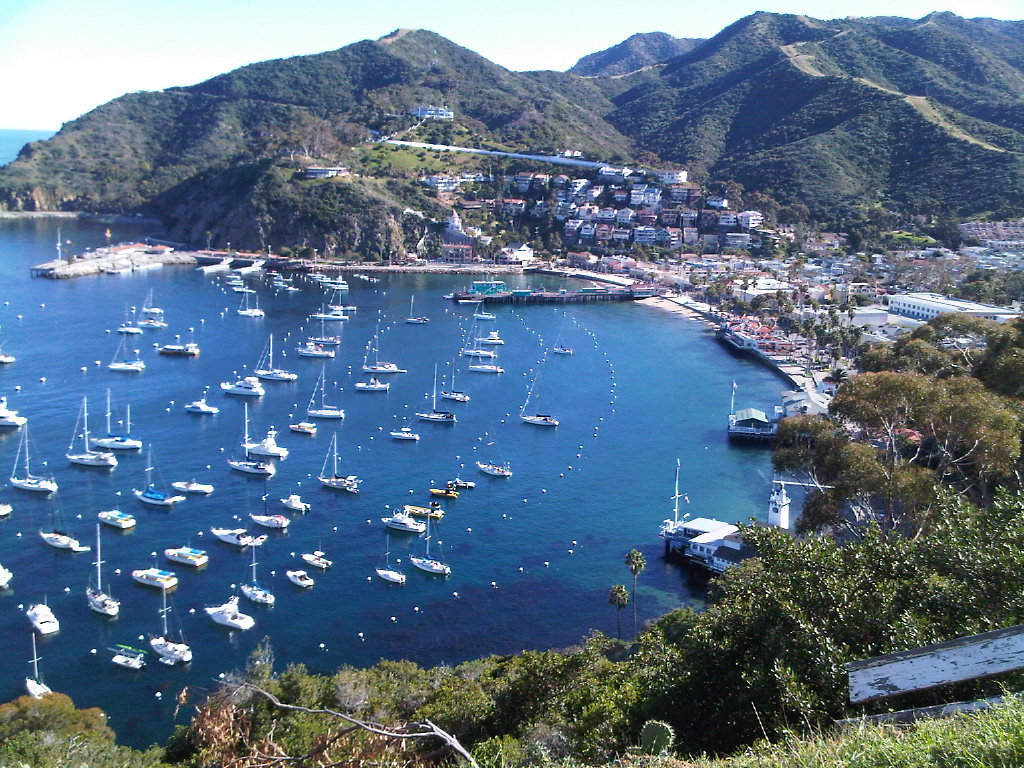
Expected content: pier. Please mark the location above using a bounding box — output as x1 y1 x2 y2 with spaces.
31 243 195 278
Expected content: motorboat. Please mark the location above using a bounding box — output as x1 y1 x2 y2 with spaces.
159 341 201 356
111 646 147 670
301 551 332 569
355 377 390 392
227 457 276 476
39 529 90 552
390 426 420 441
0 561 12 589
98 509 137 529
468 363 504 373
0 502 10 518
184 390 220 414
0 396 27 428
429 485 460 499
319 433 360 492
280 494 310 512
86 524 120 616
307 335 341 346
164 546 209 567
295 341 335 358
309 308 347 322
463 348 497 358
250 513 290 529
286 569 314 588
210 528 268 547
132 568 178 590
474 310 497 320
220 376 265 397
27 603 60 634
244 426 289 458
289 421 317 435
205 596 255 630
478 331 504 345
404 502 445 520
381 510 426 533
171 479 215 494
10 426 58 493
91 392 143 450
477 460 513 477
66 397 118 468
553 346 574 355
254 334 298 381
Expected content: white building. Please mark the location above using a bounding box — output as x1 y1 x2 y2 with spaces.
738 210 765 229
410 105 454 120
653 169 689 184
886 293 1019 323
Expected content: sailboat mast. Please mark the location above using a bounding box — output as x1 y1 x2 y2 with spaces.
432 364 438 410
106 389 113 435
672 459 681 524
94 523 103 592
160 588 170 635
31 632 41 680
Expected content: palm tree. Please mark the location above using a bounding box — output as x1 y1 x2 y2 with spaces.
609 585 629 639
625 549 646 638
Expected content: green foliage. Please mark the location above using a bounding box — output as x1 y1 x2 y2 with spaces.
569 33 704 77
638 720 675 754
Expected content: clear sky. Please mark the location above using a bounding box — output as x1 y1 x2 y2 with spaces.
1 0 1020 130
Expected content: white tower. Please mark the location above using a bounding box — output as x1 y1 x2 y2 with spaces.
767 483 791 529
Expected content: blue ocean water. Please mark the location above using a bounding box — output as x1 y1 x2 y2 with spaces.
0 214 788 747
0 129 53 167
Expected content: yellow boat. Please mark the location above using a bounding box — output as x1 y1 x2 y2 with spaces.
404 503 445 520
429 486 460 499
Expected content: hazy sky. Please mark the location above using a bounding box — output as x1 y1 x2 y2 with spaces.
1 0 1020 129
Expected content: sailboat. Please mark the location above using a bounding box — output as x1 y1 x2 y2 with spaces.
475 431 512 477
473 303 497 321
117 304 142 334
139 289 167 328
318 432 360 492
307 317 341 347
306 368 344 419
228 404 276 475
254 334 298 381
416 364 456 423
520 367 559 427
10 426 58 493
40 501 91 551
240 546 275 605
86 524 119 616
375 539 407 584
134 447 186 506
659 459 688 540
440 359 470 402
66 397 118 467
91 390 143 450
405 295 429 324
237 291 265 317
150 589 192 664
361 322 406 374
410 514 451 576
108 336 145 372
26 633 51 698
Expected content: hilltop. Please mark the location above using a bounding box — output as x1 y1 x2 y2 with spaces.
1 14 1023 252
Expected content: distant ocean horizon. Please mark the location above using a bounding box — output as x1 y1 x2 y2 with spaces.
0 129 55 166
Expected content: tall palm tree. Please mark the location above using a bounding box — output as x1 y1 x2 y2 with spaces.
625 549 646 638
609 584 629 640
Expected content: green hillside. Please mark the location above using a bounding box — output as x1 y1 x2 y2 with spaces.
568 32 704 76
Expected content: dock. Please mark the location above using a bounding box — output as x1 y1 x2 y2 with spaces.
451 279 660 305
31 243 195 278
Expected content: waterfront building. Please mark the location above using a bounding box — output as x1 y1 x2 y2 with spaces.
886 293 1019 323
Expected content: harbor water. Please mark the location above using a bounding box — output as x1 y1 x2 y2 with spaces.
0 156 786 749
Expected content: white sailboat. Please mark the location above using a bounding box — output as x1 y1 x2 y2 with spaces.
10 426 58 493
237 291 265 317
375 539 407 584
228 404 276 475
133 447 186 506
405 295 429 324
108 336 145 372
519 367 559 427
240 547 275 605
139 289 167 327
410 515 451 576
318 432 360 492
473 303 497 321
91 390 143 450
659 459 688 540
150 589 192 665
117 304 142 335
440 359 470 402
361 322 406 373
475 431 512 477
416 364 456 423
307 317 341 347
390 425 420 441
26 633 51 698
306 368 344 419
254 334 298 381
66 397 119 467
86 524 119 616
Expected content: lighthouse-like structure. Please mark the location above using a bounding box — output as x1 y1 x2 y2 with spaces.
767 482 791 530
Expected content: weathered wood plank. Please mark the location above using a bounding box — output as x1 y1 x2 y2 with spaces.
836 695 1009 727
846 624 1024 703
